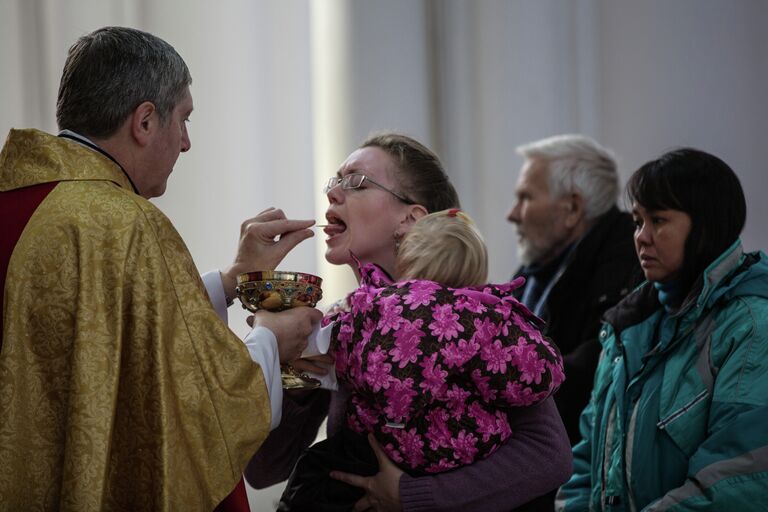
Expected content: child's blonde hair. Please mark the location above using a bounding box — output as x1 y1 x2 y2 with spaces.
396 209 488 288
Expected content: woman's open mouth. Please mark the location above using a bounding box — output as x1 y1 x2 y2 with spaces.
323 214 347 239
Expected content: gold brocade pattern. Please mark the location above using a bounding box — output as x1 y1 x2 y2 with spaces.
0 129 271 511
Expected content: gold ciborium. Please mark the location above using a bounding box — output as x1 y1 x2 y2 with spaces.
236 270 323 390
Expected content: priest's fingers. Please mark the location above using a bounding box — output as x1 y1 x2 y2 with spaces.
236 218 313 274
251 207 309 225
255 206 283 220
221 216 314 298
251 308 322 364
273 223 314 253
243 207 286 224
244 218 314 245
239 207 314 246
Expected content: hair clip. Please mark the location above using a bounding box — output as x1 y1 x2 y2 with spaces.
447 208 461 217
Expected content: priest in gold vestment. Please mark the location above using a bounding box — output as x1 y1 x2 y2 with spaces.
0 27 320 511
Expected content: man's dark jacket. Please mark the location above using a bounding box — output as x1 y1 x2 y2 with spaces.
513 206 642 445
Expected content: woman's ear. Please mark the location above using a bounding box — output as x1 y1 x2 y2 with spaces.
404 204 428 225
396 204 428 241
130 101 157 147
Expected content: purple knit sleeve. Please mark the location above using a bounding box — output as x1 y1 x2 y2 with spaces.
399 397 573 512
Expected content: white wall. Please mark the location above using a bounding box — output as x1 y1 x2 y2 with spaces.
597 0 768 254
3 0 766 284
431 0 768 281
147 1 320 339
433 0 603 281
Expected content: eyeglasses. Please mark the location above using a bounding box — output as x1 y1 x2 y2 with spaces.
323 173 415 204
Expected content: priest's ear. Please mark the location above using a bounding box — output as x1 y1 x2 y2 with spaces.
130 101 158 147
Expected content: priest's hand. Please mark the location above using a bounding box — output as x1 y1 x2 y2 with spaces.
249 307 323 364
221 207 315 301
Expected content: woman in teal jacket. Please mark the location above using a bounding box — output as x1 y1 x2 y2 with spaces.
556 148 768 511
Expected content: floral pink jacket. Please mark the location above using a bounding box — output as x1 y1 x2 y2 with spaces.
326 263 565 474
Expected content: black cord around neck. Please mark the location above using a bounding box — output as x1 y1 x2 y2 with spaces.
58 132 140 194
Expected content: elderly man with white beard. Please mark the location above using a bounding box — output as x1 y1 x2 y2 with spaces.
507 134 641 447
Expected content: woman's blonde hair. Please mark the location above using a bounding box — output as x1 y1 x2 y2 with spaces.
396 209 488 288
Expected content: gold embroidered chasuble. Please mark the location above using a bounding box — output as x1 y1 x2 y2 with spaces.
0 129 271 510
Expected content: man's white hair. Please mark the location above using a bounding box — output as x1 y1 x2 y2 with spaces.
516 134 618 220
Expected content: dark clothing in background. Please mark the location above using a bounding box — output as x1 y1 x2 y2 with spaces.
513 207 642 445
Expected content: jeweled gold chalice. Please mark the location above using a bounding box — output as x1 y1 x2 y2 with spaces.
235 270 323 390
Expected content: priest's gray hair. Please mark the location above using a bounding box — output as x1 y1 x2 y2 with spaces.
516 134 619 220
56 26 192 138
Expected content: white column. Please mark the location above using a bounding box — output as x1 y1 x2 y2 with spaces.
311 0 434 303
433 0 601 281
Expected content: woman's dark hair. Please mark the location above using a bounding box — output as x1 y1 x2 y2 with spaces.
361 132 460 213
626 147 746 291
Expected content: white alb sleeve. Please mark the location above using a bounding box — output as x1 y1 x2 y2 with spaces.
303 323 338 391
201 271 282 427
200 270 229 322
303 322 333 356
242 326 283 430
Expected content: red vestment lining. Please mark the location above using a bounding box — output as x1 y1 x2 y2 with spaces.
0 181 57 351
215 477 251 512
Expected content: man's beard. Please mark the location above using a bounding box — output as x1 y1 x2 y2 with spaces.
516 232 554 267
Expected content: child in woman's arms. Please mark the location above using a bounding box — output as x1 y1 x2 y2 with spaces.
280 209 565 511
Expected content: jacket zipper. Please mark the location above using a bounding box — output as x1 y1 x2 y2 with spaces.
656 389 709 430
